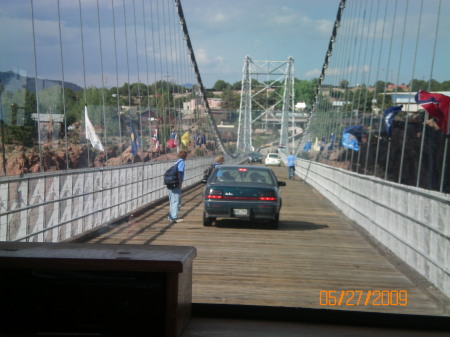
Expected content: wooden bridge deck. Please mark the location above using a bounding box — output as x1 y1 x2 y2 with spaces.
84 166 448 317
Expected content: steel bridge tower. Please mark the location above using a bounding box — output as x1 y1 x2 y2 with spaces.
236 56 295 153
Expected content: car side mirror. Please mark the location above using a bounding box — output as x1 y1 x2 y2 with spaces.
278 181 286 186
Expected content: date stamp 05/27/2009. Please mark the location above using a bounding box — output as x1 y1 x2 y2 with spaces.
319 290 408 306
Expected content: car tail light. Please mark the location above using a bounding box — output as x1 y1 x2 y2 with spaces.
259 191 276 201
238 168 247 172
205 188 223 199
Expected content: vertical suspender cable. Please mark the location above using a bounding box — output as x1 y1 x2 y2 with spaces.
56 0 69 170
150 0 159 156
351 2 367 172
415 0 426 188
162 0 174 153
30 0 43 172
122 0 133 162
394 0 408 183
363 0 381 175
346 1 363 167
329 2 348 148
171 1 184 145
78 0 90 167
132 0 143 151
156 0 165 156
422 0 445 191
357 0 375 172
382 0 399 180
141 0 151 153
0 78 5 175
372 0 389 177
111 0 123 164
96 0 108 162
430 1 449 192
335 0 352 149
166 0 177 147
340 1 357 163
401 0 423 185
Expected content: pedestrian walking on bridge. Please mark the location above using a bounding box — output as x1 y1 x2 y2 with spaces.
287 152 296 179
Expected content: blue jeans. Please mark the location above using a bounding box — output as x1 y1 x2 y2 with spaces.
288 166 295 179
168 187 182 220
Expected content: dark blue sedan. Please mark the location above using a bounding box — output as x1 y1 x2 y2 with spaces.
247 152 262 163
202 165 286 228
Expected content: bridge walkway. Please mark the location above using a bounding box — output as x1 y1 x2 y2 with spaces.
83 165 448 317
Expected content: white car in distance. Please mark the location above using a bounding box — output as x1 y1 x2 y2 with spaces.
265 153 281 166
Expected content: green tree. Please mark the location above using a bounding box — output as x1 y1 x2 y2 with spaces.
410 79 428 92
212 80 231 91
24 89 36 126
231 81 242 90
220 87 240 110
439 80 450 90
294 79 316 106
339 79 349 89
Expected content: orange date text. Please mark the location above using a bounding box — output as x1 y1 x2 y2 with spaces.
319 290 408 306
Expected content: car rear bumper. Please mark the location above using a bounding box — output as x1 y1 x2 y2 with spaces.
204 202 279 220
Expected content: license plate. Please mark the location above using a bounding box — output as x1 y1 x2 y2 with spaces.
233 209 248 216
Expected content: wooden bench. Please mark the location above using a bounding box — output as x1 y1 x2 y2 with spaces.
0 242 197 337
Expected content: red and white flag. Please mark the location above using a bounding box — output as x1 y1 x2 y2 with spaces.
152 128 160 151
415 90 450 134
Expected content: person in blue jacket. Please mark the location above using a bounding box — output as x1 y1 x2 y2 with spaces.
286 152 296 179
168 150 188 223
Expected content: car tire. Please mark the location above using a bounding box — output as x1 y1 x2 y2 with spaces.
203 212 213 226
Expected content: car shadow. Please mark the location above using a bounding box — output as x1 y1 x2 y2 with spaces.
280 221 329 231
214 219 328 231
214 219 273 230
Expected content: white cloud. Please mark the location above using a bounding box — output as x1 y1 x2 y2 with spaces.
196 49 212 65
305 68 321 78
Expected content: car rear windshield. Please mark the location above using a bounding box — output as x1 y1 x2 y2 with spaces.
212 168 275 184
268 154 279 158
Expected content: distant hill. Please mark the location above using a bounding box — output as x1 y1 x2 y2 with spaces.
0 71 82 93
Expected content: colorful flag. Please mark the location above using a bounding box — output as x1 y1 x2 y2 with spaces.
181 131 190 146
415 90 450 134
328 133 335 151
130 118 140 156
152 128 159 151
343 125 364 142
383 105 403 138
303 140 312 152
312 137 320 151
84 106 104 151
342 132 359 151
167 139 176 148
342 126 363 151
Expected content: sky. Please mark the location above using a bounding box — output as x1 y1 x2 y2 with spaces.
181 0 340 87
1 0 449 91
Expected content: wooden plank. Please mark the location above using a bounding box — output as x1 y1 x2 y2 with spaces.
86 166 449 317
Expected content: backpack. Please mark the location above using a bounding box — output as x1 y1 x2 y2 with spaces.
164 162 179 189
202 164 215 183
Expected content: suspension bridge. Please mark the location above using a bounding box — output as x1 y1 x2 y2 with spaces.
0 0 449 335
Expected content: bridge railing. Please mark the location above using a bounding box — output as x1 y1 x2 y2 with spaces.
281 153 450 299
0 155 241 243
